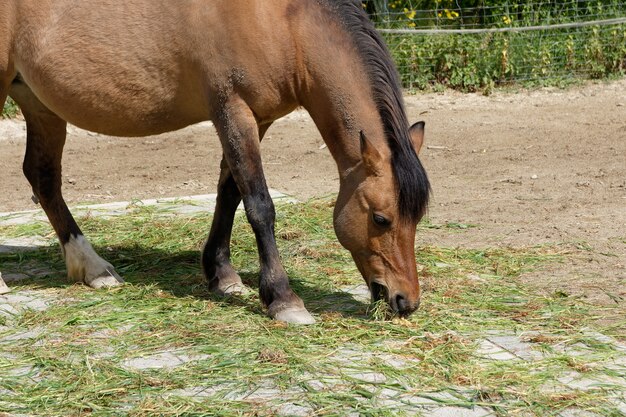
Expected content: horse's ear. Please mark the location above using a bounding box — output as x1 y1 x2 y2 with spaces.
360 131 382 175
409 121 425 154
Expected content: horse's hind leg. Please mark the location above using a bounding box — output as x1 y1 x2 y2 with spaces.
213 98 314 324
8 81 123 288
202 157 247 295
1 74 14 294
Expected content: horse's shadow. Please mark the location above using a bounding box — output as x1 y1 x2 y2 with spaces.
0 242 371 319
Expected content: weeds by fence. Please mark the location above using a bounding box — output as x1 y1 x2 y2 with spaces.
369 0 626 90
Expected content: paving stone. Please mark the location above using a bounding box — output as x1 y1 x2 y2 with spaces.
345 371 387 384
0 211 47 227
301 374 344 391
1 273 30 282
397 391 464 407
340 284 371 303
1 267 55 283
614 400 626 416
0 328 44 343
487 335 544 361
554 342 594 357
0 292 52 318
0 191 293 226
557 371 626 391
122 350 211 370
475 339 517 361
5 365 40 379
89 323 135 339
421 406 494 417
611 397 626 415
275 403 313 416
0 237 50 253
224 380 304 402
558 408 604 417
237 386 283 401
538 380 573 394
167 384 237 399
0 302 19 317
584 330 626 352
606 355 626 371
377 353 421 369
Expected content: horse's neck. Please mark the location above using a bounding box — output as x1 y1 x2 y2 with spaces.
298 48 385 178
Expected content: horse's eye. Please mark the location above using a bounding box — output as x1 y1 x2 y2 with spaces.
373 213 391 227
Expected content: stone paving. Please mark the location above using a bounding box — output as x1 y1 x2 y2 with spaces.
1 194 625 416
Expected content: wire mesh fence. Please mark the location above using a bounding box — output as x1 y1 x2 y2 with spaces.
366 0 626 89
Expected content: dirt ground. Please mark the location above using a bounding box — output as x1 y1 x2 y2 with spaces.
1 80 625 310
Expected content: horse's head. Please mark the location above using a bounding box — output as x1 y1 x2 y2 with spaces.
334 121 427 318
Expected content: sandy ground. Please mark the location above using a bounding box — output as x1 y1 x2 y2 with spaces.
1 80 625 309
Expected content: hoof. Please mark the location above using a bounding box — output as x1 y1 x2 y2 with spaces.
86 268 124 289
272 307 316 325
212 282 252 297
0 274 10 295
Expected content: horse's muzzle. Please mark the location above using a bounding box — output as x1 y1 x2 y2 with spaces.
371 282 420 317
390 293 420 318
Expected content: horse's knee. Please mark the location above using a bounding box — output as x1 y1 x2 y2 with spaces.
20 115 67 200
22 157 61 201
244 193 276 232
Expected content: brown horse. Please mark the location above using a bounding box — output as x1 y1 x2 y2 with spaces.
0 0 430 324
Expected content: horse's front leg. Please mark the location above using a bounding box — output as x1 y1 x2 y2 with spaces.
202 124 272 295
9 82 123 289
213 97 314 324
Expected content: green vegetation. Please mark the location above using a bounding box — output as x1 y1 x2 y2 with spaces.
365 0 626 90
2 97 19 119
385 26 626 91
1 200 624 416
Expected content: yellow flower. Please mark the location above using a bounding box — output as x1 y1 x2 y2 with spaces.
503 16 512 25
444 9 459 19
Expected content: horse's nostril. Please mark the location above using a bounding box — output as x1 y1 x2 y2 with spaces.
395 294 408 312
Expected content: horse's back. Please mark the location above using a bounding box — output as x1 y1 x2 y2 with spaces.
9 0 301 136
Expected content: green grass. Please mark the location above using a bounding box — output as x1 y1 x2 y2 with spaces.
1 97 19 119
1 200 624 416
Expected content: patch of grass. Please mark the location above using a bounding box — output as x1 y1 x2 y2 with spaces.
0 199 624 416
2 97 19 119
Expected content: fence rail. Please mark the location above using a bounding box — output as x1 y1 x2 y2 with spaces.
379 17 626 34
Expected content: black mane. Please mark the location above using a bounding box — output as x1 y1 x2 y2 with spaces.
324 0 431 221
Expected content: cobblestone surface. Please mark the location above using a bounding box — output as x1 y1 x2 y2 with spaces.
1 195 625 417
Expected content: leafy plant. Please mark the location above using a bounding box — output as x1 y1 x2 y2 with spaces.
2 97 19 119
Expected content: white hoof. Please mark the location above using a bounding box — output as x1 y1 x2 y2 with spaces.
64 235 125 289
214 282 252 297
273 308 316 325
87 269 124 289
0 273 10 295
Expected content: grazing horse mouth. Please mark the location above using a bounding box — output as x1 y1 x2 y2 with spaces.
369 281 418 318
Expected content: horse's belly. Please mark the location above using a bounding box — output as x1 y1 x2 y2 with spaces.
55 99 208 137
19 64 210 137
